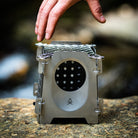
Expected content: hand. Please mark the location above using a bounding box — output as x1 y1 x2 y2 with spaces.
35 0 106 41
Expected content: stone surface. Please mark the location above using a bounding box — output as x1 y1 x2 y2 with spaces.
0 96 138 137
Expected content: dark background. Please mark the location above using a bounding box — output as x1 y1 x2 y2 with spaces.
0 0 138 99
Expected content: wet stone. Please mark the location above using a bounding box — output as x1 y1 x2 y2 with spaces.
0 96 137 137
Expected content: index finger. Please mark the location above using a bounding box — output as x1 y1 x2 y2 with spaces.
35 0 48 34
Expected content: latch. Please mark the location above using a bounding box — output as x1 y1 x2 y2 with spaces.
37 54 52 74
95 98 103 115
35 98 44 115
89 54 104 74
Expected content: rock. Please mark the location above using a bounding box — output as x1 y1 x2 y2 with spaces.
0 96 137 137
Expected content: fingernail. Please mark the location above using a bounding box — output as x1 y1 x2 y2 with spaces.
37 35 41 41
45 33 50 40
100 16 106 22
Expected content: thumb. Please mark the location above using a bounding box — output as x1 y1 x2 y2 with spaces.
86 0 106 23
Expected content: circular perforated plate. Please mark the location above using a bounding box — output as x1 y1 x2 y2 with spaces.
55 60 86 91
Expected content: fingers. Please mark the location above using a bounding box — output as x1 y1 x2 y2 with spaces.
36 0 58 41
45 2 71 40
35 0 105 41
35 0 48 34
45 0 81 40
35 0 80 41
86 0 106 23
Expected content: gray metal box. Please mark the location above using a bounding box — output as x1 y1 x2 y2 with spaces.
33 41 103 124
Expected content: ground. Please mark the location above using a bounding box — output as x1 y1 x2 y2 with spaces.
0 96 138 137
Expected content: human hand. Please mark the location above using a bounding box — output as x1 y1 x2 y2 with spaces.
35 0 106 41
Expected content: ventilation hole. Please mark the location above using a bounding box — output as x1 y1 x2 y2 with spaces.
71 61 74 64
70 74 74 77
77 73 81 76
71 67 74 71
51 118 87 124
55 60 86 91
78 66 81 69
63 81 66 84
64 67 67 71
70 81 74 84
77 80 81 83
56 74 59 77
63 74 67 77
57 67 60 70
